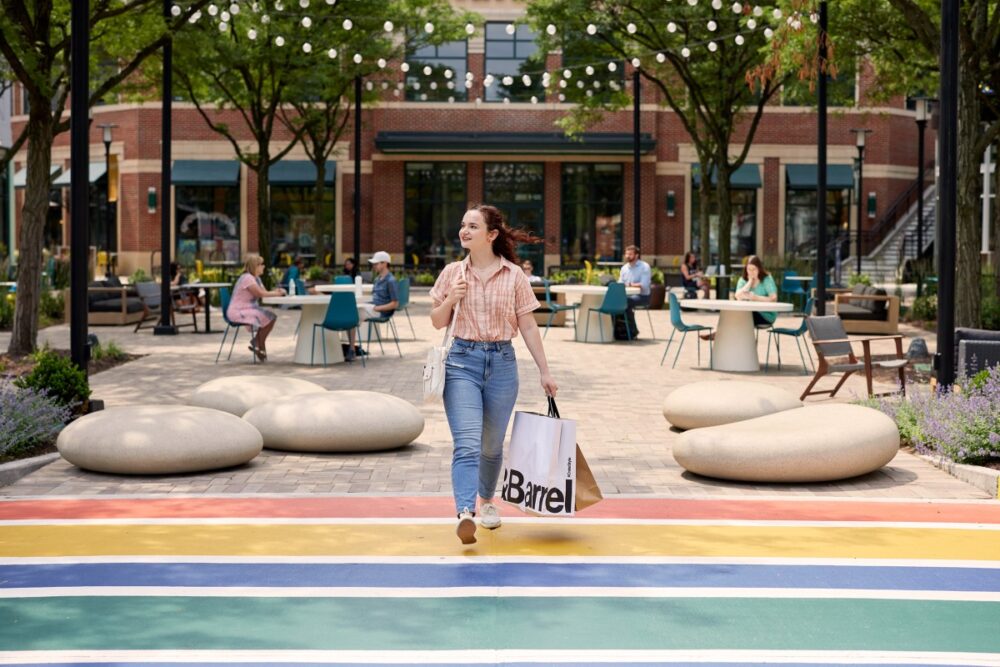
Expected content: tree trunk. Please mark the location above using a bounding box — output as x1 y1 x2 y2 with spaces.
313 161 327 263
993 139 999 298
8 110 55 357
716 164 734 270
954 74 982 328
697 159 712 262
255 157 272 262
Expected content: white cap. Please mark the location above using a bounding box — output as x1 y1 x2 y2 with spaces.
368 251 392 264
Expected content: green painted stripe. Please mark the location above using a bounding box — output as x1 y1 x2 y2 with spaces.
1 597 998 653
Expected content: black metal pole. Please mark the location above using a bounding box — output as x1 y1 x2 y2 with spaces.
104 139 112 275
815 0 828 314
936 0 958 387
154 0 177 335
353 75 361 277
916 117 926 297
69 0 90 373
633 68 641 250
856 145 864 276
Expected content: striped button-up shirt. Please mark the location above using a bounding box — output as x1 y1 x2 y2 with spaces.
430 256 539 341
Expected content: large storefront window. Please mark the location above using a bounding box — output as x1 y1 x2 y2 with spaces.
404 162 467 269
271 186 334 262
691 189 757 262
175 185 240 266
484 23 545 102
407 40 468 102
785 189 851 261
484 162 544 271
561 163 623 264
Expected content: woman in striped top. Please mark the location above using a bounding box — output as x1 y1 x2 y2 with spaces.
430 204 558 545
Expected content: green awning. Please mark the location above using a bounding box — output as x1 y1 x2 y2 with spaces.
269 160 336 185
374 132 656 155
786 164 854 190
172 160 240 186
13 166 61 188
691 164 761 189
52 164 107 187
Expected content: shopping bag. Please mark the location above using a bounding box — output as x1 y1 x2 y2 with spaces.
574 445 603 511
501 397 579 516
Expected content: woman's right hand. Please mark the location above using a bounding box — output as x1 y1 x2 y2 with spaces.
447 278 467 305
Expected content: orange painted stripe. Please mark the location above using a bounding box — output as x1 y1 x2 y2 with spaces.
0 497 998 523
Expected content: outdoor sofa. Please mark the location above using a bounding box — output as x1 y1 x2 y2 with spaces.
833 285 899 335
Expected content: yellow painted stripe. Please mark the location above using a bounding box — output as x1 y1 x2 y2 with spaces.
1 523 998 561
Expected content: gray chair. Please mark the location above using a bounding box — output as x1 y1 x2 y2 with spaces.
801 316 908 401
955 328 1000 379
134 281 198 332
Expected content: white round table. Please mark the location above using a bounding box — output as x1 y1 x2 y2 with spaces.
262 293 369 365
314 284 374 295
680 298 794 371
549 284 640 343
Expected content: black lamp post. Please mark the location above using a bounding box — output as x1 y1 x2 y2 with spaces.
851 128 872 275
98 123 116 276
914 97 932 297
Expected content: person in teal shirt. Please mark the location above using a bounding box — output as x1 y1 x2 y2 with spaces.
735 255 778 326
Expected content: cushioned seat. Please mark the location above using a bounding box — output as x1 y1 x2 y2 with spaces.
834 286 899 334
57 405 263 474
672 404 900 482
189 376 327 416
662 380 802 430
89 297 146 313
243 390 424 452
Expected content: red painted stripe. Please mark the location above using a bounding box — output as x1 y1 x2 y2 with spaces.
0 496 998 523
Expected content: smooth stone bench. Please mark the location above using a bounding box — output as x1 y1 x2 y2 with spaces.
673 403 900 483
57 405 263 474
663 380 802 430
190 376 326 416
243 390 424 452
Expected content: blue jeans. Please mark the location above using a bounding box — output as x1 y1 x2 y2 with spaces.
443 338 519 514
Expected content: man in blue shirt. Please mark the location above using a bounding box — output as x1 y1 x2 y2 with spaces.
346 251 398 361
619 245 651 309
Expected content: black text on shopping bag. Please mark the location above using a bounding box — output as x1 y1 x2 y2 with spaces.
501 467 574 514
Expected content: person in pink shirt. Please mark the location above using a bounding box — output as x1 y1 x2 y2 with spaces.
227 253 285 362
430 204 558 545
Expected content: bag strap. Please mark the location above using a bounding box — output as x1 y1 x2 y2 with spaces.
547 396 560 419
441 262 465 348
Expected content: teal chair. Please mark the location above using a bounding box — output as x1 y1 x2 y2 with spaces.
765 297 815 374
366 310 402 357
334 275 353 285
584 282 629 342
542 280 580 339
395 277 415 339
215 286 258 364
661 292 713 368
780 269 806 309
312 292 365 367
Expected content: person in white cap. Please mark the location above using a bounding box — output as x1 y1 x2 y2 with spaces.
346 250 398 361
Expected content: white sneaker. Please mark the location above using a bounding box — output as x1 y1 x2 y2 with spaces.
456 509 477 545
479 502 502 530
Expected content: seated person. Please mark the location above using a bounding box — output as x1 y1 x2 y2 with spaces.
170 261 202 309
227 253 286 362
619 245 651 309
734 255 778 327
169 261 187 286
280 256 307 295
681 251 710 299
346 251 398 361
521 259 544 284
342 256 356 277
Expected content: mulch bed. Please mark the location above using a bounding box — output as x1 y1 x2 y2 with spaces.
0 348 143 380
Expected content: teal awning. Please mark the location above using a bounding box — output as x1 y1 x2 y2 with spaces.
52 164 106 187
13 166 61 188
269 160 336 185
786 164 854 190
691 164 761 189
375 132 656 155
172 160 240 186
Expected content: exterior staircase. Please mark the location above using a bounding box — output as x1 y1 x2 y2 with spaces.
847 183 936 284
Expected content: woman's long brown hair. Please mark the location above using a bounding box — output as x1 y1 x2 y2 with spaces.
470 204 542 264
741 255 769 281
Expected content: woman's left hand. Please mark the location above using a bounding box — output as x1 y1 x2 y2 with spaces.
540 372 558 398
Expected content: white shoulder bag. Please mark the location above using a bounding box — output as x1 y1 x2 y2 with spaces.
422 267 463 403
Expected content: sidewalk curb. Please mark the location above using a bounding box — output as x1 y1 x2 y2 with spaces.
0 453 60 488
917 453 1000 499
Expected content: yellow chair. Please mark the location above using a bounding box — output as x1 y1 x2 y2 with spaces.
584 259 593 285
195 259 204 279
96 251 108 272
324 252 334 267
411 253 419 268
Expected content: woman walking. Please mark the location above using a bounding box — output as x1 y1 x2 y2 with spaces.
228 253 285 362
430 204 558 545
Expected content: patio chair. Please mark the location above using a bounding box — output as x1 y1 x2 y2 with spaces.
780 269 806 309
313 291 365 367
542 280 580 339
395 277 416 339
215 286 258 364
765 297 815 374
134 281 198 333
334 275 353 285
366 310 402 358
661 292 713 368
584 282 629 343
632 297 656 340
801 315 908 401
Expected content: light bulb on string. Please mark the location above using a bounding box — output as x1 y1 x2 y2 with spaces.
586 24 596 35
423 65 432 76
421 93 427 101
563 69 571 79
502 76 513 86
221 11 230 21
189 10 201 23
261 14 270 24
381 81 388 89
764 27 773 38
522 74 532 86
400 62 409 72
558 79 567 88
326 0 335 4
219 22 228 32
465 23 475 35
734 34 745 45
208 4 218 16
444 69 453 79
353 53 362 64
429 82 437 90
585 66 594 75
275 1 283 9
626 23 636 34
593 80 601 88
586 89 593 97
732 2 742 12
530 96 538 104
299 0 308 6
681 46 691 58
302 42 312 53
810 12 819 23
772 8 782 18
753 5 762 16
377 58 387 68
712 0 722 9
607 62 617 72
384 20 393 31
707 20 717 31
412 82 421 90
631 58 641 68
448 96 454 103
327 48 337 58
546 24 556 35
424 22 434 33
367 81 374 90
558 93 565 101
247 28 257 39
576 80 584 88
392 89 400 97
275 35 284 46
708 41 718 52
747 18 756 29
446 81 454 89
667 22 677 32
687 0 697 6
170 5 181 17
656 52 666 63
301 16 311 28
505 23 515 35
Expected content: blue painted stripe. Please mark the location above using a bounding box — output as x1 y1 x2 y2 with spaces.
2 562 998 592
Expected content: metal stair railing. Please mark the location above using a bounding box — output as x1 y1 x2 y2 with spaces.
859 165 935 257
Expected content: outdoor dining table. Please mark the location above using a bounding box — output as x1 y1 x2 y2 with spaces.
171 282 230 334
549 284 640 343
680 298 794 372
262 285 373 365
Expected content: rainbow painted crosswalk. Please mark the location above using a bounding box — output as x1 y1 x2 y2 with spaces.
1 496 999 666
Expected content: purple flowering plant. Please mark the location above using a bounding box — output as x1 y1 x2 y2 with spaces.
0 379 72 458
865 365 1000 464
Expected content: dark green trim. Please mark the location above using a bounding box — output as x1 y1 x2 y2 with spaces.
269 160 336 186
691 163 762 189
786 163 854 190
172 160 240 186
376 132 655 155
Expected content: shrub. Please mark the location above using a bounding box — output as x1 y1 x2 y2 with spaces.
910 295 937 322
0 380 72 458
39 290 64 321
91 340 127 361
981 294 1000 331
305 265 326 282
129 268 151 284
0 293 13 330
848 273 872 287
14 348 91 410
651 266 665 285
414 272 436 286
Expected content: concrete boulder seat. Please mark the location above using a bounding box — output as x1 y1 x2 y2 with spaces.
673 404 900 483
243 390 424 452
662 380 802 431
190 376 327 416
57 405 263 474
